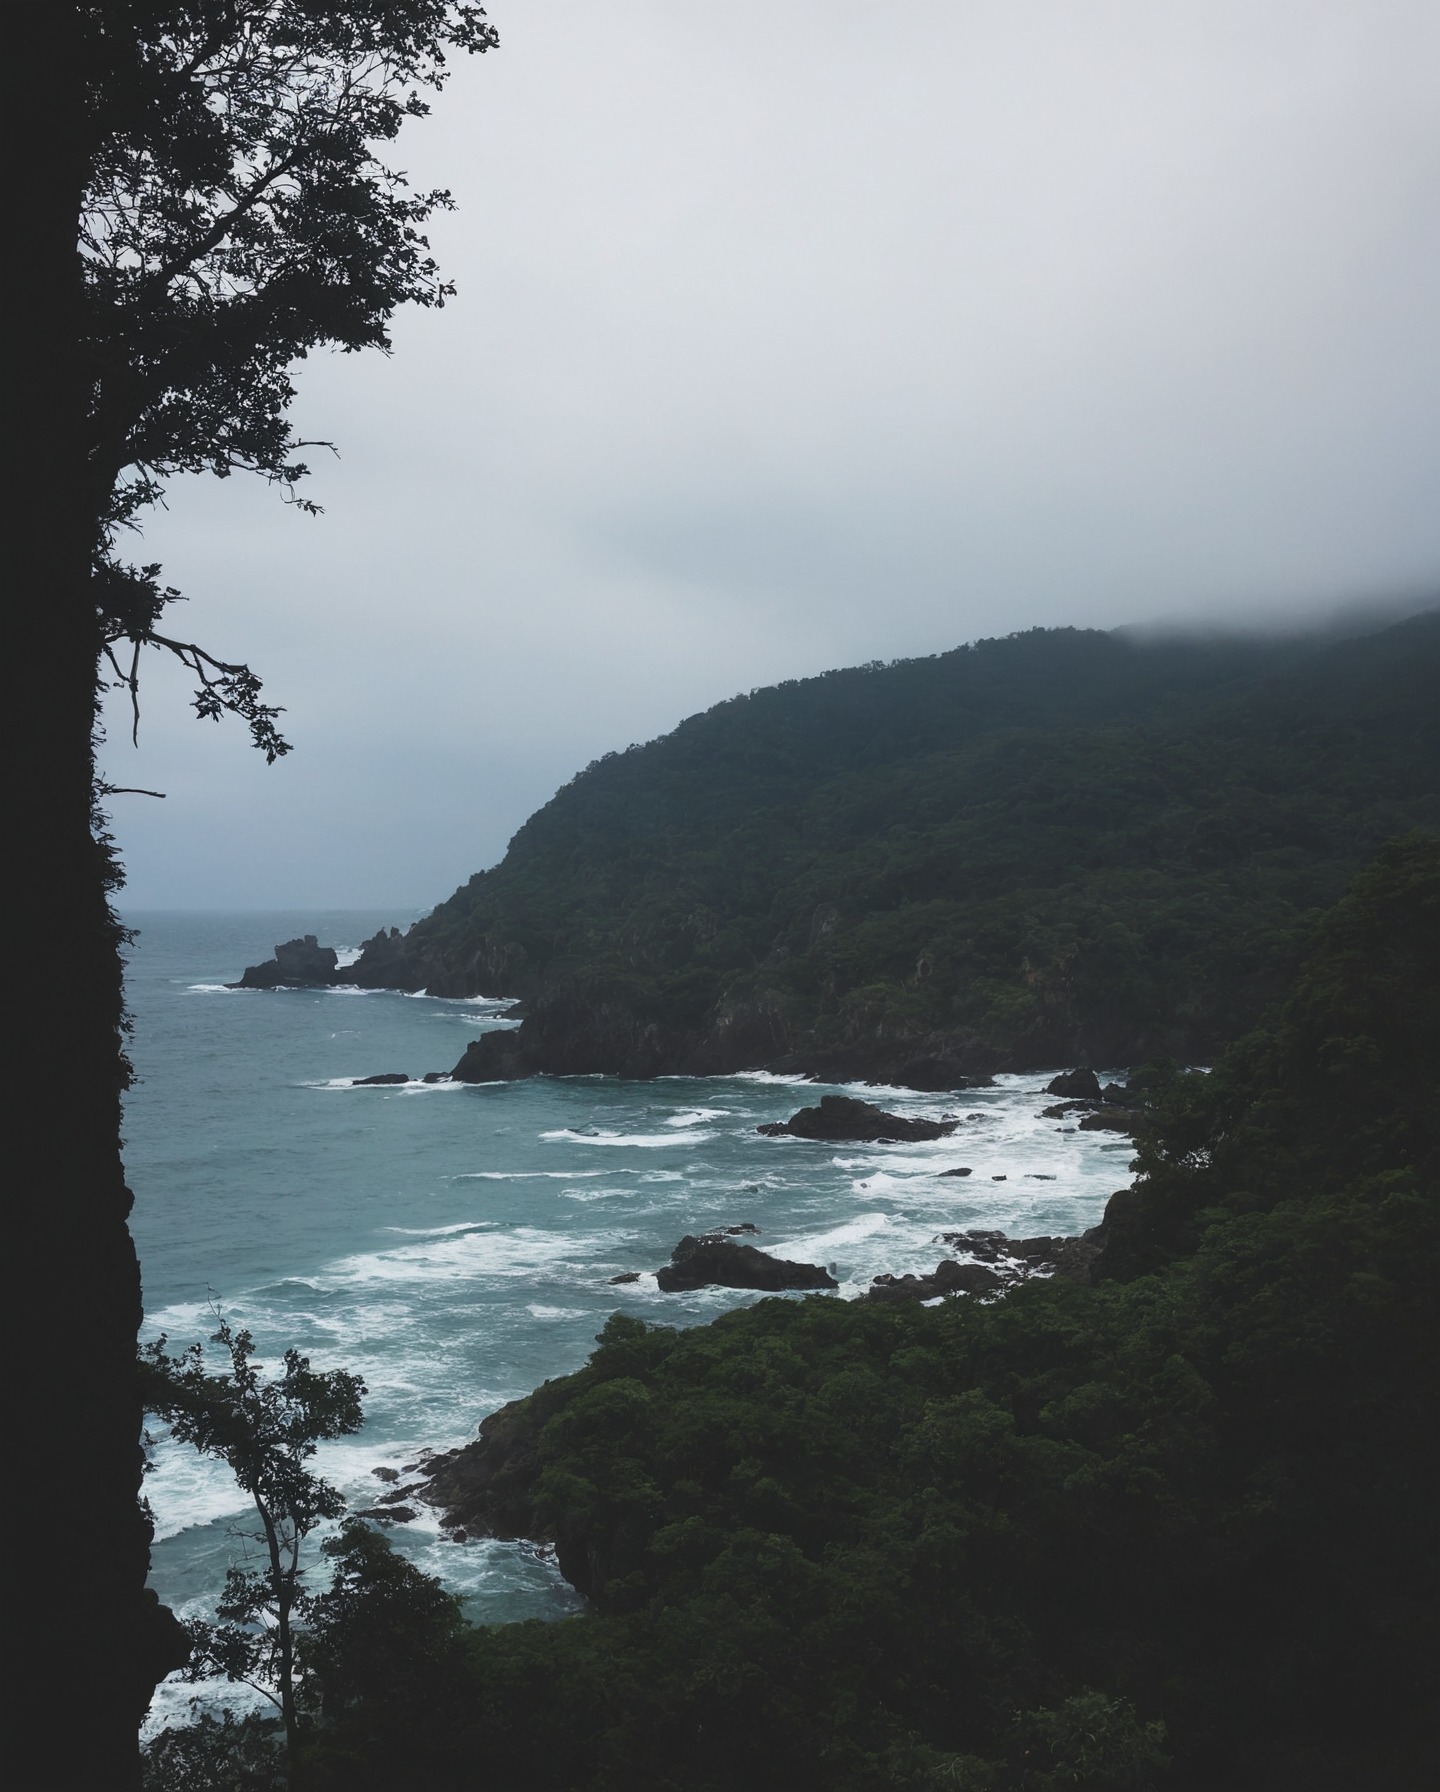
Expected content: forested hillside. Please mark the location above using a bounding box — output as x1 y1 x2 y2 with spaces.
242 836 1437 1792
351 611 1440 1078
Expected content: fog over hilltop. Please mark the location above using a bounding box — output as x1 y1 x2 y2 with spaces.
99 1 1440 909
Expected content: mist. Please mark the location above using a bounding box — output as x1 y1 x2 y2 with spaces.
99 0 1440 908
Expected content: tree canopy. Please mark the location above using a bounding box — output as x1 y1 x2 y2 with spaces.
82 0 498 752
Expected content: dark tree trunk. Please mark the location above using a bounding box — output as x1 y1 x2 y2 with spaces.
8 10 187 1782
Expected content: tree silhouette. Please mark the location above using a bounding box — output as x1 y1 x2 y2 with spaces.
11 7 496 1783
142 1315 366 1760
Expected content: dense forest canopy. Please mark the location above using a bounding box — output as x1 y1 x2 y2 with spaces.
354 610 1440 1075
183 836 1438 1791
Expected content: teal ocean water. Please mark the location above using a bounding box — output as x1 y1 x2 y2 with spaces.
125 911 1139 1727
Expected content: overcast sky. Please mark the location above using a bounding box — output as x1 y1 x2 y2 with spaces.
102 0 1440 910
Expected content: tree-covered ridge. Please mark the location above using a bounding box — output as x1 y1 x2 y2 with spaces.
280 837 1436 1792
358 611 1440 1073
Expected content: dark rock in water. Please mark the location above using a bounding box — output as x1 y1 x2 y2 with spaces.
757 1095 958 1143
938 1166 973 1177
371 1466 400 1483
1078 1108 1145 1133
866 1259 1003 1303
231 934 339 989
1101 1080 1133 1105
450 1033 530 1082
353 1072 408 1086
608 1272 641 1285
1025 1173 1056 1180
422 1071 449 1084
921 1226 1106 1287
991 1173 1007 1181
355 1505 417 1525
723 1222 761 1235
417 1399 553 1545
656 1234 837 1294
1045 1067 1101 1099
1041 1100 1092 1118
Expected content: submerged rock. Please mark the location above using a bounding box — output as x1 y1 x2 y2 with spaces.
757 1095 958 1143
656 1234 837 1294
353 1072 408 1086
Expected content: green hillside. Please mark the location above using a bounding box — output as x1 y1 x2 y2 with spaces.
352 610 1440 1076
282 838 1439 1792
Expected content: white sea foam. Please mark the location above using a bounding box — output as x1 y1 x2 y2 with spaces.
456 1169 618 1180
320 1226 622 1289
381 1221 498 1237
664 1108 732 1127
540 1128 716 1147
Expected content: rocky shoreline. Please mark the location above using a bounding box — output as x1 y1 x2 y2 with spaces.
395 1199 1126 1572
230 934 1143 1087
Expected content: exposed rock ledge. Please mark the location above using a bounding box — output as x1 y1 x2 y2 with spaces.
656 1232 837 1293
756 1095 958 1143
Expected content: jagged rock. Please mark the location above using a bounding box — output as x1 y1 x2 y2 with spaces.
1049 1234 1104 1282
1041 1100 1092 1118
1078 1108 1145 1133
757 1095 958 1143
355 1505 418 1525
231 935 339 989
1045 1067 1102 1099
371 1466 400 1483
422 1071 449 1084
353 1072 408 1086
938 1166 973 1177
1101 1081 1134 1105
655 1235 837 1293
608 1272 641 1284
866 1259 1003 1302
451 1033 529 1082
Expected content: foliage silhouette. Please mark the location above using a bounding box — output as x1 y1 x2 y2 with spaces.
141 1313 366 1757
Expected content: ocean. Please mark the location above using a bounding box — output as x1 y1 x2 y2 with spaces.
125 909 1139 1730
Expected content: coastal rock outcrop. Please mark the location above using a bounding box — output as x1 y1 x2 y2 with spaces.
1078 1108 1145 1133
655 1233 837 1294
865 1259 1003 1302
231 935 338 989
1045 1067 1101 1099
757 1095 959 1143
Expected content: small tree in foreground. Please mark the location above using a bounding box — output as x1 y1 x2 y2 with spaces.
140 1315 366 1759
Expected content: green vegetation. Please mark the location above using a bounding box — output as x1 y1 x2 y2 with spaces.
392 612 1440 1071
155 837 1438 1789
141 1317 367 1759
